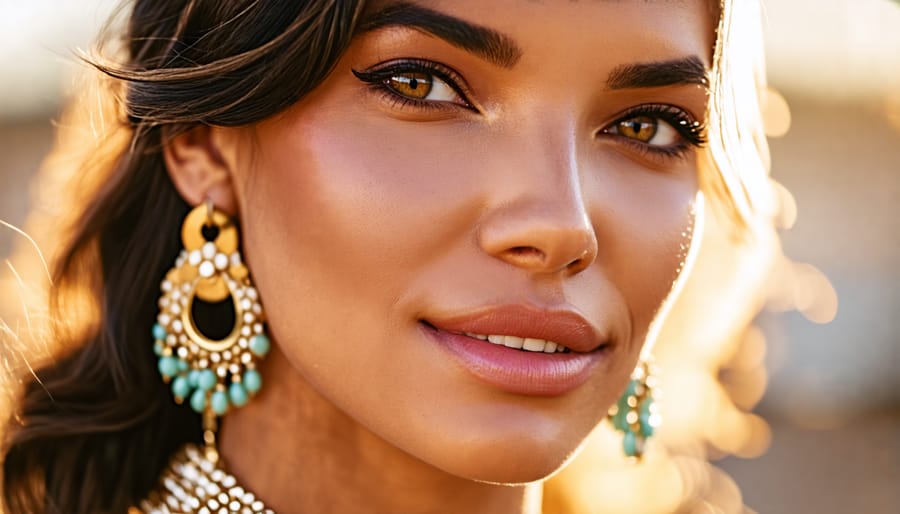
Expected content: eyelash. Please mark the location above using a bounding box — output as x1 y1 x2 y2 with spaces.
352 59 476 112
601 104 707 159
353 60 707 160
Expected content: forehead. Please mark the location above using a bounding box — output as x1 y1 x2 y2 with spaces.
365 0 718 67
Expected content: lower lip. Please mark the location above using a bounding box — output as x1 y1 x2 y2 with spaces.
422 323 607 396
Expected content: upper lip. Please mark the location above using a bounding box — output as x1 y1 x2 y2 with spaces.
424 304 607 353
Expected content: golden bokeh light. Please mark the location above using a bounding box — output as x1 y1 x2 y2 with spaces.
770 179 797 230
761 87 792 138
767 260 839 324
884 90 900 134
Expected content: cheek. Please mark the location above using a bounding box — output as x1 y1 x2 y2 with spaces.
236 112 483 381
585 155 698 343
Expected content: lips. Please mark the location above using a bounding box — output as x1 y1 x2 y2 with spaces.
421 304 609 396
424 304 606 354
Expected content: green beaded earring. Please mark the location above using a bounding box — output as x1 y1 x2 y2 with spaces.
152 201 270 463
607 359 660 460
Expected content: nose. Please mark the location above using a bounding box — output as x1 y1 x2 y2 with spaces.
477 140 598 276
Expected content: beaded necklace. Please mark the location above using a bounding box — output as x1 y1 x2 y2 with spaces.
134 444 274 514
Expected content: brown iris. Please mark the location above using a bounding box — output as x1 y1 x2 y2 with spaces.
388 72 433 99
616 116 658 142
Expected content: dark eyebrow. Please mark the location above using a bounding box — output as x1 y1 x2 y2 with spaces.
606 56 709 90
356 2 522 69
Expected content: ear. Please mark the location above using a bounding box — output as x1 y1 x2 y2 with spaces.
163 125 239 215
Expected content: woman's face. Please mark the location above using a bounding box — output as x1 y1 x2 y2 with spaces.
231 0 714 483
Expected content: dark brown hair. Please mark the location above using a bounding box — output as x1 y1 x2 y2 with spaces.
2 1 367 512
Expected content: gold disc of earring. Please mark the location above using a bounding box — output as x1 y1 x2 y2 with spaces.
177 204 243 302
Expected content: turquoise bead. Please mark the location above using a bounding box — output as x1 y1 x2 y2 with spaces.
624 379 638 398
623 430 638 458
171 375 191 400
243 369 262 394
211 390 229 415
188 370 200 388
639 397 655 437
613 406 630 432
158 356 178 378
197 369 217 391
616 390 630 412
640 395 653 414
177 359 189 373
152 323 167 341
640 413 655 438
190 389 207 413
249 335 271 357
229 382 249 407
153 341 164 356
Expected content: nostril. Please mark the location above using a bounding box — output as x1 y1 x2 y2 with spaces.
508 246 546 262
566 254 588 272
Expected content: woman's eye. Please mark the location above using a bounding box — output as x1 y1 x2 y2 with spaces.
385 71 461 103
598 106 706 159
353 60 474 110
607 116 680 146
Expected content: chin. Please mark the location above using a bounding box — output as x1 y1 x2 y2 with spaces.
424 430 588 485
453 452 578 485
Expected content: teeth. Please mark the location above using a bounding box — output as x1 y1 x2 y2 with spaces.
503 336 524 349
522 338 545 352
465 332 568 353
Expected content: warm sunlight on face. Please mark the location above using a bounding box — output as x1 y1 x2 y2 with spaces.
218 0 716 484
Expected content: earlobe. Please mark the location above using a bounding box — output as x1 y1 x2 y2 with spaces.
163 125 239 215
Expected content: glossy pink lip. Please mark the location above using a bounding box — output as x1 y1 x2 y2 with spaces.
422 305 609 396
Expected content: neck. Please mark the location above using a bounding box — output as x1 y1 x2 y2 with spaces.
219 347 542 514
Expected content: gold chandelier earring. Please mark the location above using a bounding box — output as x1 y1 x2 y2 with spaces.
152 201 269 463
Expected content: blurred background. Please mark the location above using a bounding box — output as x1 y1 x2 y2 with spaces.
724 0 900 510
0 1 897 513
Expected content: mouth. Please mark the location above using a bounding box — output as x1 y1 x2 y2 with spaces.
420 305 610 396
442 330 572 354
422 303 607 354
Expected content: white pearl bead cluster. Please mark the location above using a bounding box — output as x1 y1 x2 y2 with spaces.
137 445 274 514
186 242 241 280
